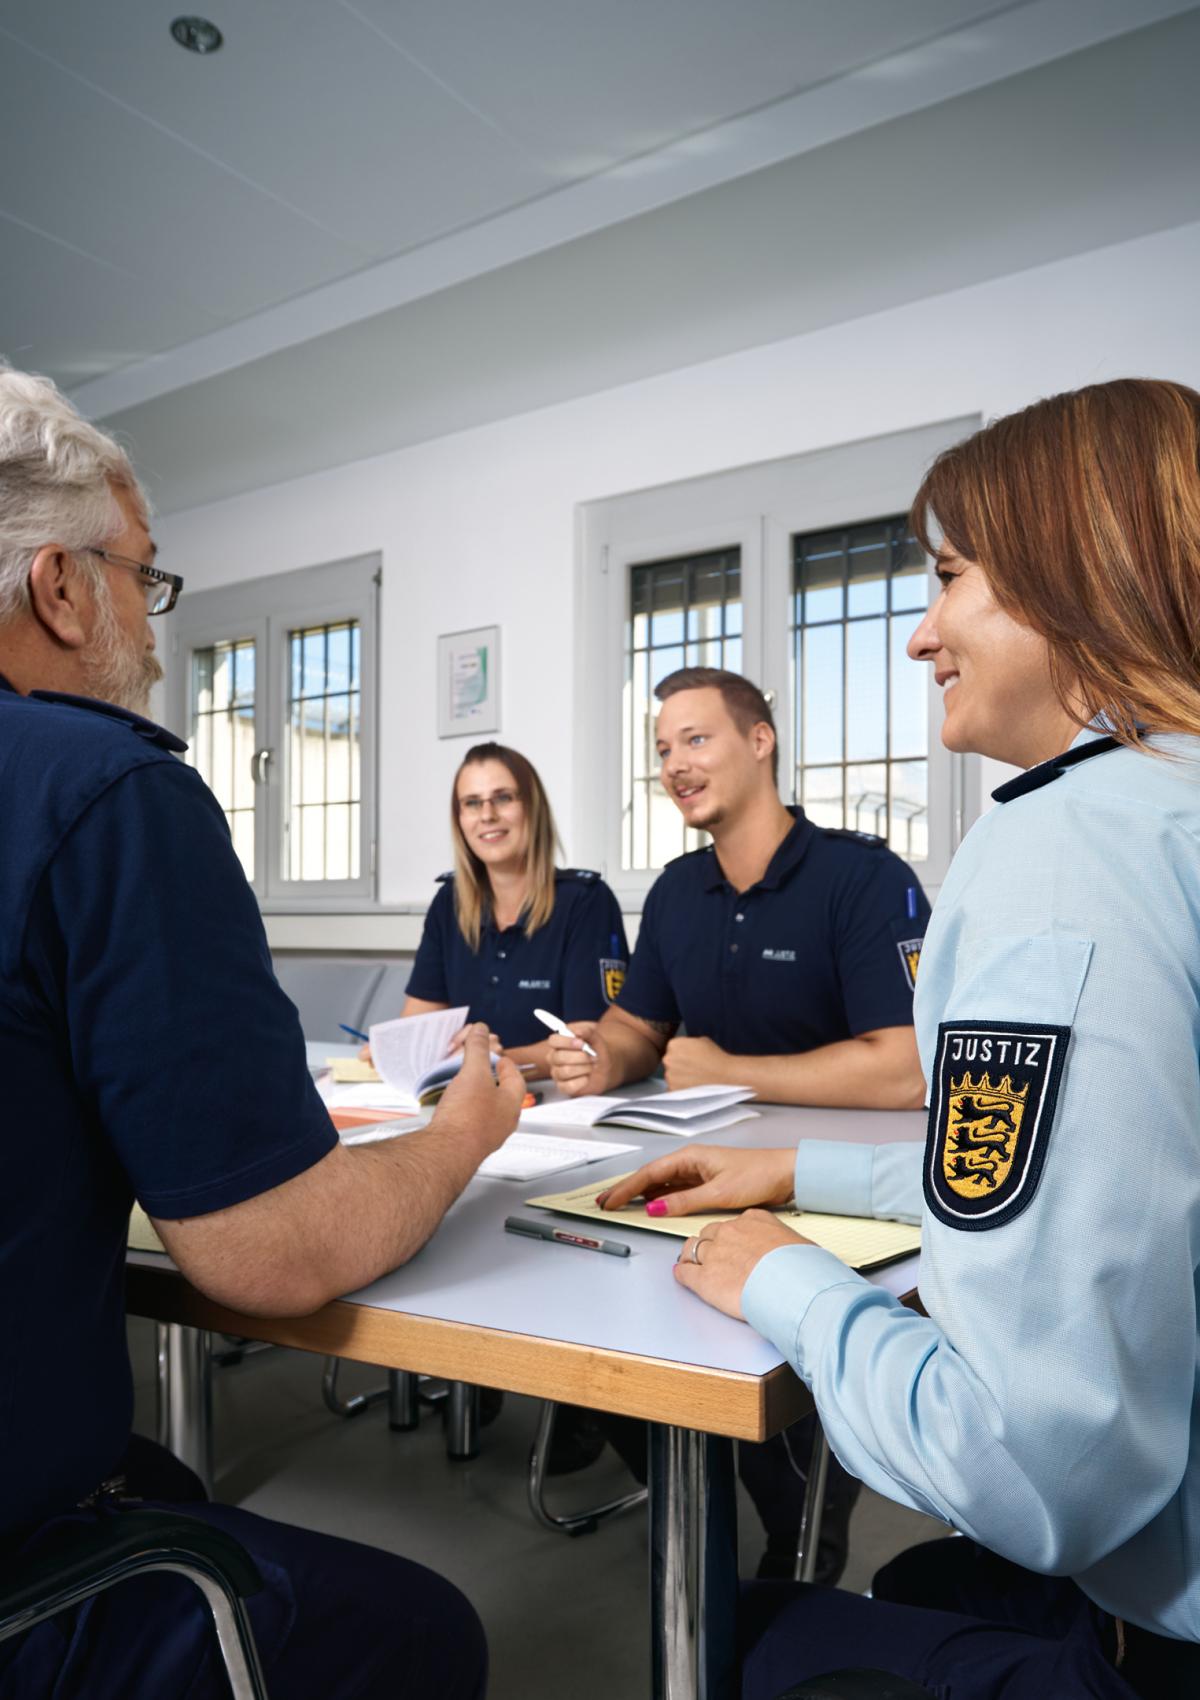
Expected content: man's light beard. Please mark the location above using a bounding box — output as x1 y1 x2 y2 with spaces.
80 576 164 716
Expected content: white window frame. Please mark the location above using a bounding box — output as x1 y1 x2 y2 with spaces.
575 419 981 906
165 554 380 911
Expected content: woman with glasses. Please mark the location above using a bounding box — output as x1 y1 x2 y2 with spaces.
396 742 628 1080
599 380 1200 1698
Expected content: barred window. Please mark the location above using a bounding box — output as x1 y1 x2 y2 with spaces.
623 547 742 870
188 637 257 880
287 621 362 882
791 517 929 859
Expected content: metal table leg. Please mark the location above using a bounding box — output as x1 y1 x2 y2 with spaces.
157 1322 214 1496
445 1381 480 1461
648 1424 737 1700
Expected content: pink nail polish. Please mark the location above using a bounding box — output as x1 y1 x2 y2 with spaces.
645 1199 668 1217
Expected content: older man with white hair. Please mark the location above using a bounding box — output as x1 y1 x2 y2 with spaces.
0 367 521 1698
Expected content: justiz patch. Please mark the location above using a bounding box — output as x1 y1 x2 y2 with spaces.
600 959 626 1003
924 1021 1070 1230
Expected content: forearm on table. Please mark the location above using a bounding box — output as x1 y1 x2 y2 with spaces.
155 1117 494 1318
724 1028 925 1110
599 1007 670 1086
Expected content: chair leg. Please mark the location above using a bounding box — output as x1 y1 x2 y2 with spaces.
321 1357 389 1419
157 1324 214 1497
527 1401 647 1536
795 1419 832 1583
445 1382 480 1461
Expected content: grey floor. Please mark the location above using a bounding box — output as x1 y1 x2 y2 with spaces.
128 1318 947 1699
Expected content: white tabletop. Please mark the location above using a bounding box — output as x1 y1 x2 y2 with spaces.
334 1090 924 1381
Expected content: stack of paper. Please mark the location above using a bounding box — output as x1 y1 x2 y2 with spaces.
520 1084 758 1138
337 1122 638 1183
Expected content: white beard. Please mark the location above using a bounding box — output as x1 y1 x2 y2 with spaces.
80 578 164 716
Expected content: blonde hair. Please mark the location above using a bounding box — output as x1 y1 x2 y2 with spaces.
450 744 560 951
911 379 1200 747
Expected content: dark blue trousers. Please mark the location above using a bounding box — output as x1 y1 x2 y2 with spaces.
740 1538 1140 1700
0 1436 486 1700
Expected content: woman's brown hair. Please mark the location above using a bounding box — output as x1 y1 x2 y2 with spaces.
450 743 560 951
910 379 1200 747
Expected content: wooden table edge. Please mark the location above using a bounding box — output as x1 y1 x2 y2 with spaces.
126 1260 812 1442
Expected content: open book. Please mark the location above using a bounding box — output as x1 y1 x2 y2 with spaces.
318 1008 474 1113
520 1084 758 1138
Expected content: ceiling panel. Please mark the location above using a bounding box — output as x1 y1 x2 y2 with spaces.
0 31 367 322
0 0 557 256
108 8 1200 515
356 0 1017 170
0 216 225 388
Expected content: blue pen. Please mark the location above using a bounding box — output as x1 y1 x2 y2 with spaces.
610 932 621 957
339 1023 370 1043
905 887 918 922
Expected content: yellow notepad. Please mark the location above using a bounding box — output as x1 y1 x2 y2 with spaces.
127 1203 165 1254
525 1173 920 1272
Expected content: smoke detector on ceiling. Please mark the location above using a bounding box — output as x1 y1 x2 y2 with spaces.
170 16 223 55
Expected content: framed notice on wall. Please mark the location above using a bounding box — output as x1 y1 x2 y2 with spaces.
437 625 500 738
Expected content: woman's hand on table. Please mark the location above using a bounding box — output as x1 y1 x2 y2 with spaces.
596 1145 796 1217
673 1210 813 1320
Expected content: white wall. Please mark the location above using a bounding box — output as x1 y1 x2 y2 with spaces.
157 218 1200 914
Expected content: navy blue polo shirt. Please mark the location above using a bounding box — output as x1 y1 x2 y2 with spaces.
0 678 336 1538
406 871 628 1048
617 808 929 1055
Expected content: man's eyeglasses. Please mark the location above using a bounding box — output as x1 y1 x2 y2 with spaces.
458 789 520 816
87 549 183 616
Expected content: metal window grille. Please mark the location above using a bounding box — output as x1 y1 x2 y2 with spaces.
188 637 257 879
286 621 362 882
791 517 929 859
623 547 742 870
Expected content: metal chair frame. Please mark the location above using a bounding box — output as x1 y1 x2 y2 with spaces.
527 1400 647 1536
0 1511 269 1700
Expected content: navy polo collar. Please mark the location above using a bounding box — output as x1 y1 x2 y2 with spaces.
991 732 1121 804
0 678 188 752
701 807 817 893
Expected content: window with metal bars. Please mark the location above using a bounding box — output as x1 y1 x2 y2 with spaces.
791 516 929 859
286 621 362 882
623 547 742 870
188 637 258 880
169 553 378 906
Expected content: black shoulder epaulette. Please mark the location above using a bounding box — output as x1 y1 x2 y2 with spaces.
822 826 885 847
992 736 1120 803
435 869 454 883
27 690 187 753
556 867 599 882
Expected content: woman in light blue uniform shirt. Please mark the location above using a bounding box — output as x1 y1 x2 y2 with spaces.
600 380 1200 1698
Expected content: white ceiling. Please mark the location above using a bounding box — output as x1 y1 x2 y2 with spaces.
2 0 1197 509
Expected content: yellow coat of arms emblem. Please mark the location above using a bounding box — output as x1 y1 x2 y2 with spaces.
925 1021 1070 1230
942 1071 1029 1198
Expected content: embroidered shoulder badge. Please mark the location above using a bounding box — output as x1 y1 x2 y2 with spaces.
600 959 626 1003
925 1021 1070 1230
896 937 923 991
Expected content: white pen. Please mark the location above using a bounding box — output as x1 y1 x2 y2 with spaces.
533 1007 598 1059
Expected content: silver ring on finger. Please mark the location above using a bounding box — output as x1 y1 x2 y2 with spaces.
688 1236 704 1265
